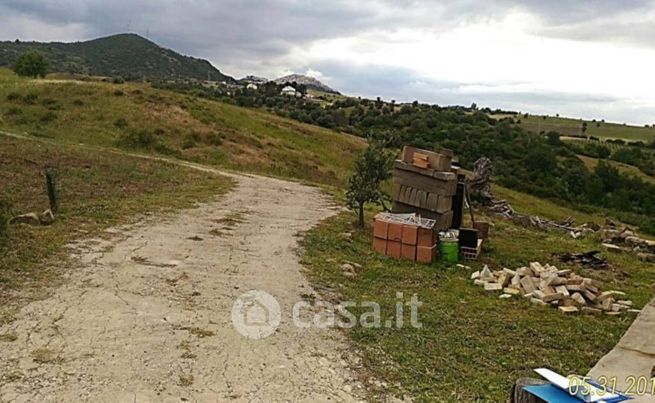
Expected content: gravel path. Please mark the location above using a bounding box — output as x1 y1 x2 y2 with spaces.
0 169 365 402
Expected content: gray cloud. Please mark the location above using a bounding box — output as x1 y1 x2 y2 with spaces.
1 0 653 123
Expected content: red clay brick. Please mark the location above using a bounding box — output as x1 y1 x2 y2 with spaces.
401 224 418 245
417 227 435 247
401 244 416 260
386 241 402 259
417 245 437 264
372 237 387 255
373 219 389 239
387 222 403 242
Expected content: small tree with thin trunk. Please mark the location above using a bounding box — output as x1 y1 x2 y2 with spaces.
346 139 394 227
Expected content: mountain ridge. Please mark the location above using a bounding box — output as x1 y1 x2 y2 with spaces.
273 73 339 94
0 33 235 83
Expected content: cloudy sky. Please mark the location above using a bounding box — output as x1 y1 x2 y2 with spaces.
2 0 654 124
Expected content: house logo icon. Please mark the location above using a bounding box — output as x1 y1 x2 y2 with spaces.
231 290 281 339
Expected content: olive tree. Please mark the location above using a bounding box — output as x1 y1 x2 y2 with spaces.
346 139 394 227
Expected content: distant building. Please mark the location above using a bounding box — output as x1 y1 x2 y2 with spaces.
281 86 297 96
246 83 258 90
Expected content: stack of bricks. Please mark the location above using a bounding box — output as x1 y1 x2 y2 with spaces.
391 146 458 231
372 214 437 264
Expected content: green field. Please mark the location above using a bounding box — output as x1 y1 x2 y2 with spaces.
577 155 655 184
301 195 654 402
491 113 655 142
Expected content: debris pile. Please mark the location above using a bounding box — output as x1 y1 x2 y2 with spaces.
471 262 638 316
599 226 655 262
470 158 578 231
558 251 610 270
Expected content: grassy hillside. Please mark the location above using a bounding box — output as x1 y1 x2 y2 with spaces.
577 155 655 184
503 113 655 142
0 68 364 187
0 34 233 82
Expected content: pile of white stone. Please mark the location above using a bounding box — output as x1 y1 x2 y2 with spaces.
471 262 639 316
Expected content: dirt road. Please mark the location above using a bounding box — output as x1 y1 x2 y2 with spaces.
0 171 365 402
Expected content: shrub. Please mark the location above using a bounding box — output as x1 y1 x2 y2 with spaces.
6 92 21 101
205 133 223 146
40 111 58 123
23 93 38 104
114 118 128 129
5 107 22 116
113 89 125 96
72 99 84 106
41 98 57 107
182 139 196 149
112 76 125 84
117 129 157 148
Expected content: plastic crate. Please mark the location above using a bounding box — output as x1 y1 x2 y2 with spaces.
460 239 483 260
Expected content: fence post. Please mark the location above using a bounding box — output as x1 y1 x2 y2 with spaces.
45 168 58 213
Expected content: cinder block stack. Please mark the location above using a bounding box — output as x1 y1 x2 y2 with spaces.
391 146 458 231
372 213 437 264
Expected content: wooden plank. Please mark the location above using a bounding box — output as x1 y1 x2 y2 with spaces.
437 195 453 212
427 193 438 210
393 170 457 196
395 160 456 180
392 182 402 200
395 159 436 177
419 190 428 209
400 147 452 171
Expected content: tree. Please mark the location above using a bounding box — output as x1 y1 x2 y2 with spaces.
346 140 394 227
13 51 48 78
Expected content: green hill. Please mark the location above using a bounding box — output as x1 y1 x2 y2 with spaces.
0 68 363 186
491 113 655 143
0 33 234 83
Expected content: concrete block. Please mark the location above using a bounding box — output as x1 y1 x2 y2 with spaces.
542 293 566 303
484 282 503 292
520 276 536 294
582 307 603 315
559 306 579 315
555 285 570 297
571 292 586 306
